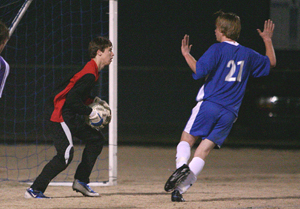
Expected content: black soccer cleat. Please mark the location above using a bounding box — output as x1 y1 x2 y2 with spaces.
171 190 185 202
164 164 190 192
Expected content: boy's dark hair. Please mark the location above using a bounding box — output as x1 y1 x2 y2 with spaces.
88 36 112 58
0 20 9 45
215 11 241 41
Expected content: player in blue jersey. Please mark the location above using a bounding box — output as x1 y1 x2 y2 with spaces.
0 20 10 98
164 11 276 202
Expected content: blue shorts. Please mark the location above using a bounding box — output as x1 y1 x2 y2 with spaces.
184 100 236 147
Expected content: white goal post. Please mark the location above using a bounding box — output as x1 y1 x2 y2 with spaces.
49 0 118 187
108 0 118 186
0 0 33 54
0 0 117 187
8 0 33 38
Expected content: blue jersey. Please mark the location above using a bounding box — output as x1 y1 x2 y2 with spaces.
0 56 10 98
193 41 270 116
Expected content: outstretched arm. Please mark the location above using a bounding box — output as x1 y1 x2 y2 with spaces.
257 19 276 68
181 34 197 73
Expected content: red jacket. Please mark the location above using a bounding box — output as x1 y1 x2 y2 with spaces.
50 59 99 122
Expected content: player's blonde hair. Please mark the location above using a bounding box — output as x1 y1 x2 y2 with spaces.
0 20 9 45
88 36 112 58
215 11 241 41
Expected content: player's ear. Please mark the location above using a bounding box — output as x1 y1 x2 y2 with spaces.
97 49 103 56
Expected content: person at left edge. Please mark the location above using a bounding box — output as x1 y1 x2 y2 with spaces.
0 20 10 98
25 36 114 199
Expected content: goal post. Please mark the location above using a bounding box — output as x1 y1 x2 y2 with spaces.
48 0 119 187
8 0 33 38
0 0 33 54
0 0 118 187
108 0 118 186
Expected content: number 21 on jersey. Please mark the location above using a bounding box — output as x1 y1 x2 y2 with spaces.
225 60 244 82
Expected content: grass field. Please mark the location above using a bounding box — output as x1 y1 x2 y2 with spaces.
1 145 300 208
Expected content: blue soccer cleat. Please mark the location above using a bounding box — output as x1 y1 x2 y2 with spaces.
25 188 50 199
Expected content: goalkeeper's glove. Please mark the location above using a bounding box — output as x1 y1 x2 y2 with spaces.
93 96 102 104
94 96 111 112
89 110 103 126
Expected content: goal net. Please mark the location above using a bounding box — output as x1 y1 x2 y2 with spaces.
0 0 117 186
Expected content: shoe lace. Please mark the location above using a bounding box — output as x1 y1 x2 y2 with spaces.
30 189 46 197
85 184 95 193
79 181 95 193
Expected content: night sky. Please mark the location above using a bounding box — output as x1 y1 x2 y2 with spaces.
118 0 271 67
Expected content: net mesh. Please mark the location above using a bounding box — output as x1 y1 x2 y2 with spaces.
0 0 110 183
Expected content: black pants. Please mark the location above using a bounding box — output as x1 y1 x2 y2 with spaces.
31 117 105 193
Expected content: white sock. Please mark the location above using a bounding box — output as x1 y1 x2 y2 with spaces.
189 157 205 176
176 171 197 194
176 157 205 194
175 141 191 169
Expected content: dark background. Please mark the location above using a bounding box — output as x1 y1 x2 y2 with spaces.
0 0 299 147
117 0 300 70
116 0 300 146
118 0 270 67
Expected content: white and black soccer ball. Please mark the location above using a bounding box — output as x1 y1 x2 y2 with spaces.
86 101 111 130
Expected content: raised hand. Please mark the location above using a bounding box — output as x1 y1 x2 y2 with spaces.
181 34 192 57
257 19 275 41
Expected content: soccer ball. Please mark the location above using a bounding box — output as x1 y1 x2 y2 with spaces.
86 101 111 130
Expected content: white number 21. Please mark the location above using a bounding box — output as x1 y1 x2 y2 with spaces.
225 60 244 82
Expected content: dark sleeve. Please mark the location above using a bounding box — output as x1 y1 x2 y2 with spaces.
64 74 96 116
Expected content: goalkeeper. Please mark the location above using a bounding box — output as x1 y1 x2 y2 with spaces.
0 20 10 98
25 36 114 199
